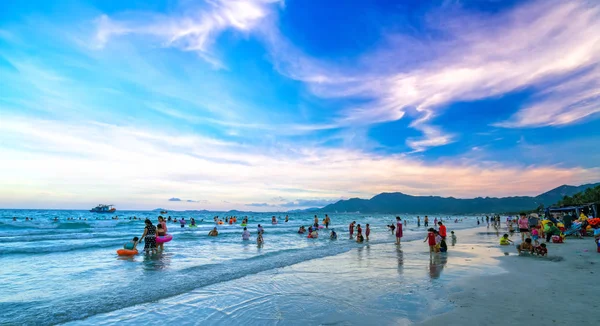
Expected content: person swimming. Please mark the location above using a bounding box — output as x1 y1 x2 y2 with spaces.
257 224 264 233
208 227 218 236
330 229 337 239
298 226 306 234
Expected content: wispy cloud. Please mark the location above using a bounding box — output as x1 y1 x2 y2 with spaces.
261 0 600 150
245 203 273 207
94 0 282 67
1 115 597 210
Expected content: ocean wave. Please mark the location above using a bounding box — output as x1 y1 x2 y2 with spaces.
1 239 390 325
0 239 125 256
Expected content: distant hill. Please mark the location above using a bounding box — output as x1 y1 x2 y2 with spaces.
287 207 321 213
535 183 600 206
319 182 600 214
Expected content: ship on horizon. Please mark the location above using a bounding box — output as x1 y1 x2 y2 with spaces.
90 204 116 213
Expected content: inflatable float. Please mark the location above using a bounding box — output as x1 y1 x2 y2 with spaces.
156 234 173 243
189 225 197 228
318 225 325 229
117 249 138 256
240 223 247 227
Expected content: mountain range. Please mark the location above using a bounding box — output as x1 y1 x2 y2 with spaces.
318 182 600 214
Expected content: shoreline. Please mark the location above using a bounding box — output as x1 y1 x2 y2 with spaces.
421 231 599 325
62 225 505 325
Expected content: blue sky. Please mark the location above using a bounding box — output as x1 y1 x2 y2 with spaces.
0 0 599 210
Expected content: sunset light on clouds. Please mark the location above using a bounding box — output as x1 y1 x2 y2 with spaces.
0 0 599 210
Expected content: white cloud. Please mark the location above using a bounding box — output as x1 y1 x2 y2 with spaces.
0 115 597 210
94 0 282 67
260 0 600 150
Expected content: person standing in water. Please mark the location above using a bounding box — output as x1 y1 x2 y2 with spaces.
395 217 403 245
242 227 250 240
140 219 157 253
417 216 421 227
156 223 167 250
438 222 447 240
179 218 186 228
158 216 168 233
324 214 331 229
365 224 371 241
349 221 356 238
285 215 289 223
257 231 264 246
424 216 429 227
314 215 319 227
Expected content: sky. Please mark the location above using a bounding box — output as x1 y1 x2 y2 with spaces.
0 0 599 211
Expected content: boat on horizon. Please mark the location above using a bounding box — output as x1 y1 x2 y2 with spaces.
90 204 116 213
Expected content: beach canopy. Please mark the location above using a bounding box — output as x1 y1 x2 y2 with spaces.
546 203 598 218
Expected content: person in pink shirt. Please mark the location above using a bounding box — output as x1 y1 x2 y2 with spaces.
158 216 168 233
518 213 530 242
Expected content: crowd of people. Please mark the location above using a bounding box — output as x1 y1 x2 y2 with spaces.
111 211 600 255
497 211 599 256
126 214 461 254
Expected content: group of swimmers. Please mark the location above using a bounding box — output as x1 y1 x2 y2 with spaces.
12 217 34 221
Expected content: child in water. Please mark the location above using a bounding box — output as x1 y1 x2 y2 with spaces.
356 233 364 243
450 231 457 246
424 228 437 253
257 231 264 245
365 224 371 241
500 234 513 245
330 229 337 239
124 237 139 250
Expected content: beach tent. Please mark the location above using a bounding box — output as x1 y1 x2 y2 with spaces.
546 204 598 218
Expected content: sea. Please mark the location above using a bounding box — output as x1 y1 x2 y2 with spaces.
0 210 496 325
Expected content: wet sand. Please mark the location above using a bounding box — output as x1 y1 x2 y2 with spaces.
65 226 507 325
422 229 600 326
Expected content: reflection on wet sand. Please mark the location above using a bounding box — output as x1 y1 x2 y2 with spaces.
396 247 404 276
142 251 172 271
428 253 448 279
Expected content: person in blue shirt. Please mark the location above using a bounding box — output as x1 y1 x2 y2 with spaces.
124 237 139 250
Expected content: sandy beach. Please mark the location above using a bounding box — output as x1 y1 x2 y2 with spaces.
422 229 599 326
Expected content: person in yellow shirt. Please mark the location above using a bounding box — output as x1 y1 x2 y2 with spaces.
500 234 513 245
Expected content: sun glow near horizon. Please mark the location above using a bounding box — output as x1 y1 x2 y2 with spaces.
1 0 599 211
